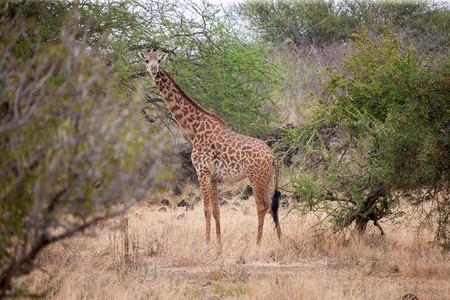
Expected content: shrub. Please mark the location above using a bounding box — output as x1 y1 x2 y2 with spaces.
134 0 282 138
0 12 167 296
286 29 449 248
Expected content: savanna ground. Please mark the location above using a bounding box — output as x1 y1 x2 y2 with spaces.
18 182 449 299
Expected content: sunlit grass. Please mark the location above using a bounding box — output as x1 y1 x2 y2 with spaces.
17 184 450 299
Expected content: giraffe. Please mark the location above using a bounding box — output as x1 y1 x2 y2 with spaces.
139 50 281 245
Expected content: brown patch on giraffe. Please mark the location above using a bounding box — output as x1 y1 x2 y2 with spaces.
171 104 181 112
197 122 205 133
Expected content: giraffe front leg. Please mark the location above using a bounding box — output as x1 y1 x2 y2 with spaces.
198 172 212 244
204 200 211 244
210 179 221 245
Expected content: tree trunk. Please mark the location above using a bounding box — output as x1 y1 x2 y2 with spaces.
336 183 389 235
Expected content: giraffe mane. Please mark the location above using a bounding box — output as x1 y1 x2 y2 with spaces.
160 68 228 128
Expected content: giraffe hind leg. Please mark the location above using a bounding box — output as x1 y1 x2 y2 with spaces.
249 175 270 245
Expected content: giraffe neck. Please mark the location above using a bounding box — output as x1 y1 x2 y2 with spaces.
153 68 227 139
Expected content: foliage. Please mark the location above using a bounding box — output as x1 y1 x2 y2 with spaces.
132 0 282 137
330 29 449 192
238 0 449 52
0 0 71 57
285 29 449 247
0 0 139 53
238 0 352 46
0 11 167 296
2 0 283 138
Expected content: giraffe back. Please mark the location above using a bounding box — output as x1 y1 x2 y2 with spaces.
192 127 275 184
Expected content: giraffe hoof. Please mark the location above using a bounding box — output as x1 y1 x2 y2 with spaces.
202 242 213 253
215 243 223 256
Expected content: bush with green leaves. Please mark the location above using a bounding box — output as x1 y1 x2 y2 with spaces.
286 29 449 248
3 0 283 139
238 0 353 46
133 0 282 138
329 29 449 191
0 12 168 297
238 0 449 52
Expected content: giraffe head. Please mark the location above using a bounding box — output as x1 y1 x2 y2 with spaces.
139 50 168 79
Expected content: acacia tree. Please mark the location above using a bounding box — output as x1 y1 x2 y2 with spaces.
130 0 282 138
238 0 449 52
0 12 168 297
286 29 449 248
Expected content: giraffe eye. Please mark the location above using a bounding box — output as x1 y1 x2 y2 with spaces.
145 60 149 63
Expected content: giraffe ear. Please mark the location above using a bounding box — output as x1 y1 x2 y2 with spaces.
159 53 168 63
139 52 147 60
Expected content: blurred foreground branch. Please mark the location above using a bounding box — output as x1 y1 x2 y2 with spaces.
0 12 168 297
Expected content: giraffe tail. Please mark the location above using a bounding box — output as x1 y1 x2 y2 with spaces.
271 189 281 226
270 157 281 226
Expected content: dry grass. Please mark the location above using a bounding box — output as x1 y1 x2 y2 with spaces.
16 183 449 299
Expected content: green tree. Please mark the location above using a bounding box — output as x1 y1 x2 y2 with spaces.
287 29 449 248
132 0 282 137
238 0 449 52
238 0 351 46
0 0 139 54
0 12 167 297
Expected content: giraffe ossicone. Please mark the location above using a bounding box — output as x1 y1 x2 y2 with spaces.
140 50 282 245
